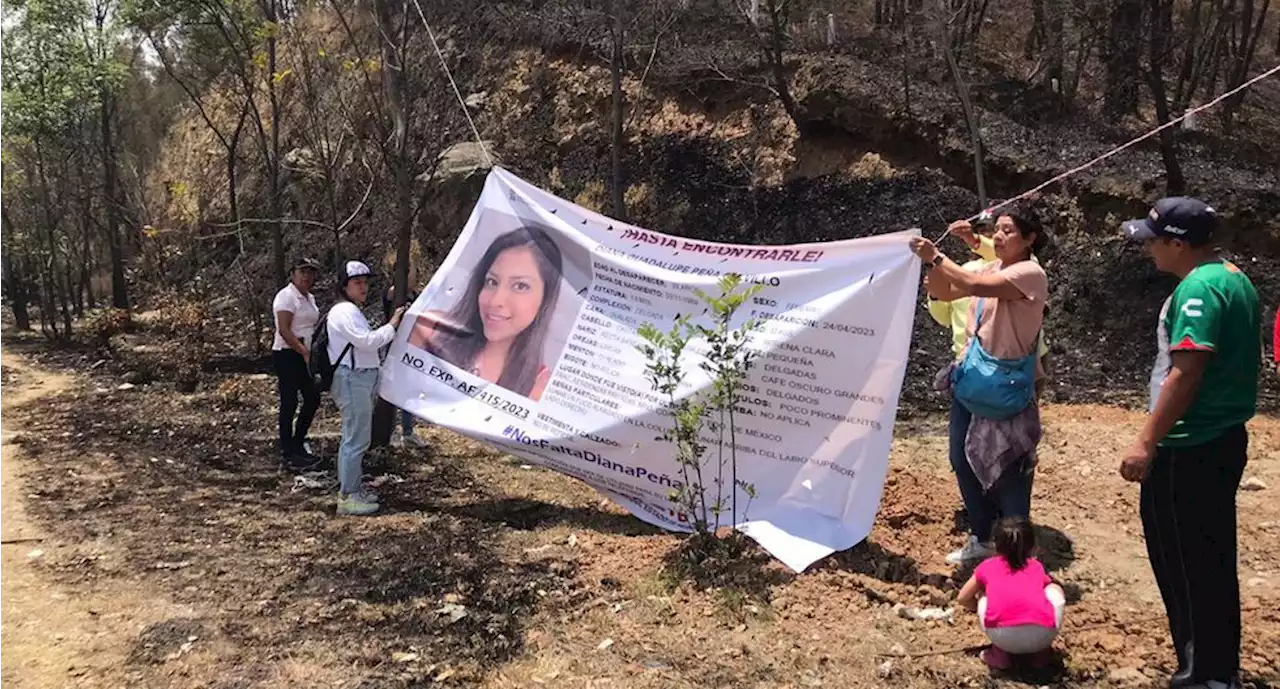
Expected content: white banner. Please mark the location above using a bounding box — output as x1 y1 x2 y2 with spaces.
381 168 921 572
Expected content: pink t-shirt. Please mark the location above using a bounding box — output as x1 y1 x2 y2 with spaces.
974 556 1055 628
965 260 1048 379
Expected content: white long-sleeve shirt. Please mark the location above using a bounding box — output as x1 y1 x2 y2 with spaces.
326 301 396 369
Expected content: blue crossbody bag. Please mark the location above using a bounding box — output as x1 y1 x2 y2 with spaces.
951 298 1039 419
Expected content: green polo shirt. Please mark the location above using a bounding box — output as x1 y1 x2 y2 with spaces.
1151 260 1261 447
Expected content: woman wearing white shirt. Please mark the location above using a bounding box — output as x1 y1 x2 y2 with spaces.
328 261 406 516
273 257 322 472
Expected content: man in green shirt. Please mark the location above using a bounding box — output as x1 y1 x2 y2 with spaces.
1118 197 1261 689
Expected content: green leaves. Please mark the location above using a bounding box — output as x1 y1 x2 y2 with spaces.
635 273 766 539
3 0 100 141
122 0 273 88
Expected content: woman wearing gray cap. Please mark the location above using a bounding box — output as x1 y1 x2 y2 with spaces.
273 257 322 472
328 260 406 516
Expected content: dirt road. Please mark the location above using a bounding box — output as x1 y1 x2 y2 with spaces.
1 351 198 688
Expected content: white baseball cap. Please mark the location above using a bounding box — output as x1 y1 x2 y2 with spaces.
342 260 372 282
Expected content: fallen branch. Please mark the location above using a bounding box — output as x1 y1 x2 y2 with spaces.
1 537 45 545
877 642 986 658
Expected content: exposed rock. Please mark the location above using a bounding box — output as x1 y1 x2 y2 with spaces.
1107 667 1148 685
464 91 488 109
876 659 894 679
423 141 497 186
893 603 954 623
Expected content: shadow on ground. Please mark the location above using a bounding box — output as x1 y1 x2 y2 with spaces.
8 357 578 686
448 495 663 536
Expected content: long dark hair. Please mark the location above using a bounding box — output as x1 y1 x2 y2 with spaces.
428 226 563 397
993 516 1036 571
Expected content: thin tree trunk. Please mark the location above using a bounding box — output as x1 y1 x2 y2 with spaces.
944 42 988 208
765 0 804 131
326 170 343 258
371 0 414 450
266 0 286 285
102 97 128 311
1147 0 1186 195
98 17 128 309
80 210 95 311
1025 0 1047 58
2 208 34 331
1104 0 1141 117
610 0 627 220
63 247 80 318
70 236 84 316
375 0 412 309
76 145 93 315
34 138 69 341
5 276 34 331
1149 80 1186 194
1043 0 1065 100
229 98 250 254
1222 0 1271 126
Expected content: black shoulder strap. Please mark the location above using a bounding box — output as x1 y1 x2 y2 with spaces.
335 342 353 369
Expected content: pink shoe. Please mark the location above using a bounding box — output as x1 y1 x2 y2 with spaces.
981 646 1013 670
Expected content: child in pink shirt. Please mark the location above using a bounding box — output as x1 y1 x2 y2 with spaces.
958 517 1066 669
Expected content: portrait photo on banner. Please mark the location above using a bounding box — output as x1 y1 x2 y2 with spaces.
407 209 591 403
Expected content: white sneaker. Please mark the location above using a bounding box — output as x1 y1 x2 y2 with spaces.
946 536 994 565
337 492 379 516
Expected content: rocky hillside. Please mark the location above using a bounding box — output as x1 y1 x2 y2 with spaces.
146 3 1280 411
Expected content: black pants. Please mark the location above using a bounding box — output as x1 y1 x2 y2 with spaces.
1141 424 1248 685
273 349 320 458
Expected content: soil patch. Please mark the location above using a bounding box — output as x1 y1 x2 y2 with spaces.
4 340 1279 687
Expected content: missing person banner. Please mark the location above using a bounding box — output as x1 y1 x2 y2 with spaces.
380 167 921 572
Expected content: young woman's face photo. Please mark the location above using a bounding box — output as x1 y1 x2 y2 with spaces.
478 245 546 343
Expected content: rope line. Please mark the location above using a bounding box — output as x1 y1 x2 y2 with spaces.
408 0 495 168
935 61 1280 243
376 3 1280 240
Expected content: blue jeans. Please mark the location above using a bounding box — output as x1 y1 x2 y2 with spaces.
333 366 379 495
949 396 1035 542
400 409 415 435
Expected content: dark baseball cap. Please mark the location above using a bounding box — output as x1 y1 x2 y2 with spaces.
1121 197 1217 244
291 257 321 271
974 200 1008 228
